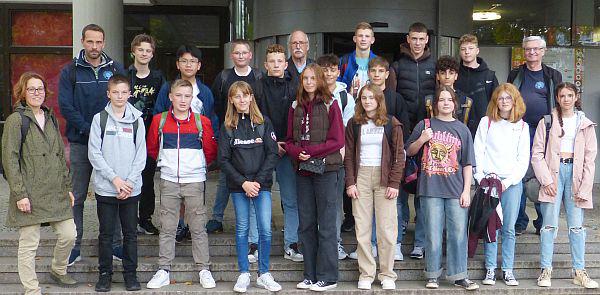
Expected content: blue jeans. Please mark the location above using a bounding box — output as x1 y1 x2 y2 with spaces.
516 184 543 231
276 155 299 248
232 191 272 274
484 182 522 270
540 163 585 270
421 196 468 280
215 172 258 243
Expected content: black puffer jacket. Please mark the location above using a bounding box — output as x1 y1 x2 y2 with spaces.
256 74 298 140
390 43 436 129
218 115 279 193
455 57 498 136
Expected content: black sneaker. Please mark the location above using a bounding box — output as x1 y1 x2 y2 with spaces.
454 278 479 291
515 227 525 236
95 273 112 292
310 281 337 291
138 219 159 235
206 219 223 234
124 274 141 291
341 217 355 232
175 224 189 243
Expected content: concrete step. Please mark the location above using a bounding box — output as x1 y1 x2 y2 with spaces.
0 279 595 294
1 231 600 257
0 254 599 284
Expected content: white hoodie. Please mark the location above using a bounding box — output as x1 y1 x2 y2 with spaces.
331 81 355 127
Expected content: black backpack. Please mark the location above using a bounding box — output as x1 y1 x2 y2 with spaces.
1 108 59 179
98 109 139 147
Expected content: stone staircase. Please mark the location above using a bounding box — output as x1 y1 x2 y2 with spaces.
1 229 599 294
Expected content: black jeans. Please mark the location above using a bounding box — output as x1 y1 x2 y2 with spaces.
297 171 339 282
96 194 139 276
138 156 157 222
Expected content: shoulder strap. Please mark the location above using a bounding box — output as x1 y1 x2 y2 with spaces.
462 97 473 124
543 114 552 156
17 109 30 152
193 112 204 141
425 118 431 129
99 110 109 143
132 118 139 145
425 96 433 119
158 111 168 138
340 90 348 111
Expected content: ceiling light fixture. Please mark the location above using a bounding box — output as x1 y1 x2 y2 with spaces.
473 3 502 21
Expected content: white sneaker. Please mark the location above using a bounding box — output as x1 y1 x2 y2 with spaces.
348 245 377 260
199 269 216 289
394 243 404 261
146 269 170 289
381 279 396 290
337 243 348 260
357 280 372 290
284 244 304 262
482 269 496 285
257 272 282 292
296 279 313 289
233 273 251 293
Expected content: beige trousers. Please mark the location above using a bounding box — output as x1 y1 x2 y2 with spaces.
353 166 398 282
18 219 76 295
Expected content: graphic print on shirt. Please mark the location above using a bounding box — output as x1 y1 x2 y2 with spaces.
132 84 157 111
422 130 462 177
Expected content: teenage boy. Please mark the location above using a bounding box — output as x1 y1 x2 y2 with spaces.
316 54 356 260
207 39 263 234
455 34 498 136
128 33 166 235
339 22 377 98
146 79 218 290
154 44 218 242
431 56 472 128
338 21 377 233
256 44 303 262
347 56 410 261
88 75 146 292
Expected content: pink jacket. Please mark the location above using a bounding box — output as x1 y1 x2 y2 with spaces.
531 110 597 209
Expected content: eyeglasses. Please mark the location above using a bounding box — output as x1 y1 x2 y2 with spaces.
178 59 199 65
232 51 249 57
26 87 45 94
524 47 544 53
291 41 308 47
498 96 513 101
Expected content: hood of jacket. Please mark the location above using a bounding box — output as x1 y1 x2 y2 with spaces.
460 57 491 73
399 43 432 62
103 101 144 124
332 81 349 96
75 49 114 69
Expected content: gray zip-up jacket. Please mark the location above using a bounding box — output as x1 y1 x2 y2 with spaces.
88 102 146 197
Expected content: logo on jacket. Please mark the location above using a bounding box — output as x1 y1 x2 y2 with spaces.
535 81 545 89
271 132 277 142
103 70 114 80
425 70 431 75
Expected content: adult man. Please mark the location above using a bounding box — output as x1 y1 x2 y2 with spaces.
153 44 218 242
338 22 377 98
389 22 436 260
256 44 303 262
455 34 499 136
128 34 166 235
206 39 262 234
508 36 562 235
286 30 314 83
59 24 125 266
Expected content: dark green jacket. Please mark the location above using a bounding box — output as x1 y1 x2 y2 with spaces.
2 104 72 227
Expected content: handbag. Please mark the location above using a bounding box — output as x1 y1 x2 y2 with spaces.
299 157 326 174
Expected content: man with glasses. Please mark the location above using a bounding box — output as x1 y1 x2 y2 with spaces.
154 44 219 242
286 30 314 83
58 24 125 267
508 36 562 236
206 39 262 236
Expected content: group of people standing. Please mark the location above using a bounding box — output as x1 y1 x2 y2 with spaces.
2 20 597 295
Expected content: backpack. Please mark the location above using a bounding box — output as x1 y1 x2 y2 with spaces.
351 115 393 148
99 109 139 147
401 118 430 194
1 108 59 179
156 111 203 162
339 90 348 111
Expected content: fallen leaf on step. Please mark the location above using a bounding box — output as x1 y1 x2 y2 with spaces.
170 280 177 284
185 281 193 285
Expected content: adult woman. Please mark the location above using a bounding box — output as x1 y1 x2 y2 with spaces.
474 83 529 286
219 81 281 293
285 64 345 291
344 84 404 290
406 85 478 291
2 72 77 295
532 82 598 289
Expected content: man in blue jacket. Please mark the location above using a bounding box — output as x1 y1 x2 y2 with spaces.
58 24 125 266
